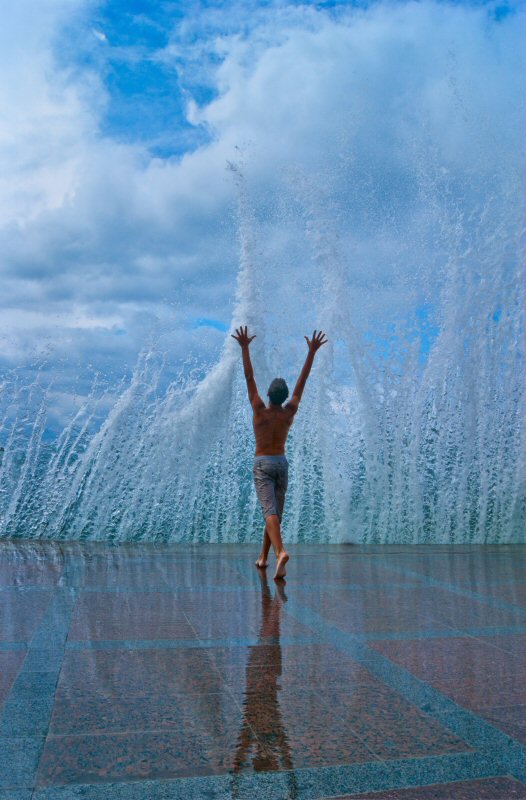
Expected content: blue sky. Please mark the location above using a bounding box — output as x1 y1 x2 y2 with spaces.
0 0 524 429
67 0 517 155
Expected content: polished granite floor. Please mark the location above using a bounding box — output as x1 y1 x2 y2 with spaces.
0 541 525 799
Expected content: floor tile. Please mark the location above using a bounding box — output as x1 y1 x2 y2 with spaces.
163 561 252 588
0 695 56 736
0 591 53 641
282 558 404 587
473 633 526 657
329 776 526 798
9 670 60 699
470 583 526 608
69 592 198 641
321 683 470 759
0 736 43 789
185 610 259 638
236 688 380 770
21 649 66 673
0 563 63 587
369 636 524 682
431 672 526 709
36 729 229 786
81 557 170 588
49 688 237 736
1 541 526 797
473 702 526 743
57 647 219 696
0 651 26 708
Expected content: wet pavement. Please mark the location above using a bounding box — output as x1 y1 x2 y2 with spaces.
0 541 525 799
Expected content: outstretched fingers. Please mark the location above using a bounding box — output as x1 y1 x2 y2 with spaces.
305 329 328 351
231 325 256 346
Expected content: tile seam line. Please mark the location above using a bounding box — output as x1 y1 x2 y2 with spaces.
232 564 526 787
376 559 526 617
0 554 85 791
179 607 290 769
234 565 526 736
317 774 523 800
29 751 506 799
285 595 526 783
357 624 526 641
52 579 429 593
189 567 386 773
3 548 524 796
26 588 61 650
3 623 522 650
64 635 320 650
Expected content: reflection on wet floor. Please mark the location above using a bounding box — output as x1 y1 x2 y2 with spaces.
230 572 299 798
0 541 526 799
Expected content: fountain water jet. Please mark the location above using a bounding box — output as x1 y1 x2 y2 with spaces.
0 153 524 543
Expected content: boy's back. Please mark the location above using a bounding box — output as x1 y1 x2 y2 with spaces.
253 404 296 456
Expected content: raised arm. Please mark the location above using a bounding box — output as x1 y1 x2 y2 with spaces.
286 330 328 413
231 326 265 410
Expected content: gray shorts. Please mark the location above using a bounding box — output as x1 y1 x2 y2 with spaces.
253 455 289 521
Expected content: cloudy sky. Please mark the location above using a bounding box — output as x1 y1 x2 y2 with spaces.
1 0 524 430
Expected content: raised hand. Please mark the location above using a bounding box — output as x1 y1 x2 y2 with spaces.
304 329 328 353
231 325 256 348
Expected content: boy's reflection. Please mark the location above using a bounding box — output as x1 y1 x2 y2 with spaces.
230 571 298 797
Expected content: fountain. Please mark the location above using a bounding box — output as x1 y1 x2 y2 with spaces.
0 6 524 544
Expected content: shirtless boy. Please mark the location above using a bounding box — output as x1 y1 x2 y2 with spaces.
232 326 328 580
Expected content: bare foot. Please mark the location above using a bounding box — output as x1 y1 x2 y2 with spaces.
274 550 289 580
255 558 268 568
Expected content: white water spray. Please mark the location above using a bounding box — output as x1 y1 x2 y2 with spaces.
1 4 525 543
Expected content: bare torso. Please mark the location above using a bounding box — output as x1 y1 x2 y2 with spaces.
231 326 327 576
253 404 295 456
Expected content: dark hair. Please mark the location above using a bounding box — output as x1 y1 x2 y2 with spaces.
268 377 289 406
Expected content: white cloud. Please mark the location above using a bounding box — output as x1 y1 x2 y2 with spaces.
92 28 108 43
0 0 524 406
0 2 99 225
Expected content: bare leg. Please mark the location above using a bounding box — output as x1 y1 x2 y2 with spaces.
265 514 289 580
255 526 271 568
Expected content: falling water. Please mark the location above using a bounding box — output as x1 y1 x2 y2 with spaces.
1 156 524 543
1 22 525 544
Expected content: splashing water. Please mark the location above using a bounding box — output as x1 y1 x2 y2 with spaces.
1 154 524 544
1 22 525 543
